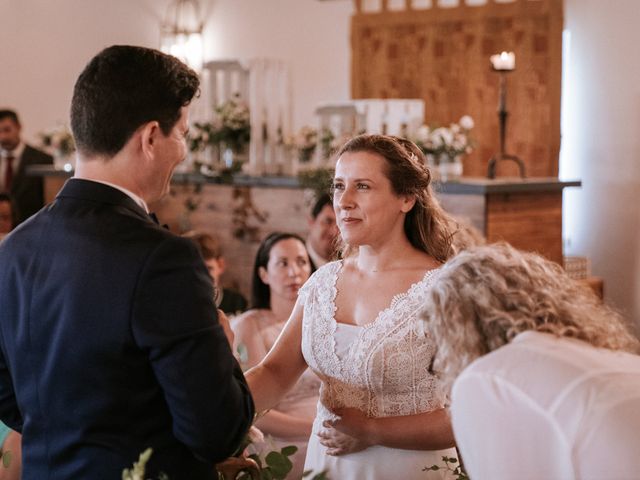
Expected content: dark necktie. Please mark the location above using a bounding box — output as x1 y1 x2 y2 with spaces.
4 154 14 191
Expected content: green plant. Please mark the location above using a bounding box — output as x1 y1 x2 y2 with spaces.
423 455 468 479
297 168 334 201
236 446 297 480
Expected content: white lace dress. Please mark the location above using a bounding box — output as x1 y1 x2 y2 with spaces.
299 261 457 479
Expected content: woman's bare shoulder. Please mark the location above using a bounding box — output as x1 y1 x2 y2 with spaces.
231 308 274 332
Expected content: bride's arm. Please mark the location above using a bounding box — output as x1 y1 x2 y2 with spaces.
245 301 309 413
320 407 454 454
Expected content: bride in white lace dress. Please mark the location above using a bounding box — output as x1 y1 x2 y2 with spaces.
246 135 459 479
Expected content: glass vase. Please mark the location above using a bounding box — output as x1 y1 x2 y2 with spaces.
438 154 463 182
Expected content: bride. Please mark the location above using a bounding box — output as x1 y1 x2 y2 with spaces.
246 134 458 479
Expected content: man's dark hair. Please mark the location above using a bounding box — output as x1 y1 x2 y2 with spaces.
310 193 332 219
0 110 19 125
70 45 200 157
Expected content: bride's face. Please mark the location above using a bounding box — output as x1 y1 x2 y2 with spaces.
259 238 311 304
332 151 414 248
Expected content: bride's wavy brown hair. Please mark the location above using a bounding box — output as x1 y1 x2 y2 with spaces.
334 134 455 262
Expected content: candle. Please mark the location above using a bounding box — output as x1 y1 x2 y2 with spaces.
490 51 516 71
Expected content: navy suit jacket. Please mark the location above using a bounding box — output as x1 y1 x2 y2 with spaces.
10 144 53 224
0 179 254 479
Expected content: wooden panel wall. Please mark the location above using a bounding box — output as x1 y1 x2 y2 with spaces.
351 0 563 178
485 191 563 263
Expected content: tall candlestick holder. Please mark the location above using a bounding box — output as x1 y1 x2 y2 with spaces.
487 68 527 179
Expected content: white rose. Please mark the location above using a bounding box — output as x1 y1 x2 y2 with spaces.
459 115 474 130
416 125 430 143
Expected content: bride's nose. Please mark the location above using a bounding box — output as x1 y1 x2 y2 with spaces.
337 186 355 210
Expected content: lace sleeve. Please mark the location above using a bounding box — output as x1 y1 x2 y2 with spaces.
298 261 340 305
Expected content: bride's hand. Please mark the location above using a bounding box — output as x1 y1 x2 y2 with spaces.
319 407 373 455
317 424 369 456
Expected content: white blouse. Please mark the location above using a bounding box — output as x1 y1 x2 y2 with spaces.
451 331 640 480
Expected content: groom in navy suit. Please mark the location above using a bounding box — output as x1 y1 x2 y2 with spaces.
0 46 254 479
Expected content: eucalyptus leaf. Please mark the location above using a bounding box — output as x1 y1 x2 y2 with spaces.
280 445 298 457
265 451 292 479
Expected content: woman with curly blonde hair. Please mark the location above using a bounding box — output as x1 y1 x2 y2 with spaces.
422 243 640 480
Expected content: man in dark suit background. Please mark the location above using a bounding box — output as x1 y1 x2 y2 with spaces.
0 109 53 224
0 46 254 479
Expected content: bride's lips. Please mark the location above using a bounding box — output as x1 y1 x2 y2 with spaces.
341 217 362 226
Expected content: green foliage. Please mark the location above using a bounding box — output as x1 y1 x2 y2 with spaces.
297 168 334 200
423 455 468 480
236 446 298 480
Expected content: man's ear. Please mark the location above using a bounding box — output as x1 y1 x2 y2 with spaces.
140 121 161 160
217 257 227 275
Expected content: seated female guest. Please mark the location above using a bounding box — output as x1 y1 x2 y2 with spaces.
232 232 320 478
421 243 640 480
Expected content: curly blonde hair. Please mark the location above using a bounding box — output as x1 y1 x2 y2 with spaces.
422 243 640 394
335 134 456 262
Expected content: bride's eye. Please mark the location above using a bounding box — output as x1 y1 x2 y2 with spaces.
330 182 345 194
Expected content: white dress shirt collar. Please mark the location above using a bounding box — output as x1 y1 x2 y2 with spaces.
76 178 149 213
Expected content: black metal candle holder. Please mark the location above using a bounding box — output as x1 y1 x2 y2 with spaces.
487 69 527 179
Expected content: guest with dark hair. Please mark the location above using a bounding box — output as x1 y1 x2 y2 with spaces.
306 193 339 269
0 45 253 480
232 232 319 478
422 243 640 480
182 230 248 315
0 109 53 224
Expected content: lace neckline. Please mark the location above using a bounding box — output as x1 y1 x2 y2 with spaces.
329 260 439 330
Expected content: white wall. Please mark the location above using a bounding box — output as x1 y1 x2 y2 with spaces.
0 0 165 140
0 0 352 140
204 0 352 129
561 0 640 326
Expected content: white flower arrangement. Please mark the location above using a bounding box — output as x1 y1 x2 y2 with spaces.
286 126 318 163
39 124 75 157
414 115 475 162
189 94 251 156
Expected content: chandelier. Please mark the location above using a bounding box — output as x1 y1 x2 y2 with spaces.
160 0 204 71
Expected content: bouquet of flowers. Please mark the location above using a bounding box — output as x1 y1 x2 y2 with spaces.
39 124 75 157
287 126 318 163
210 94 251 153
414 115 475 162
